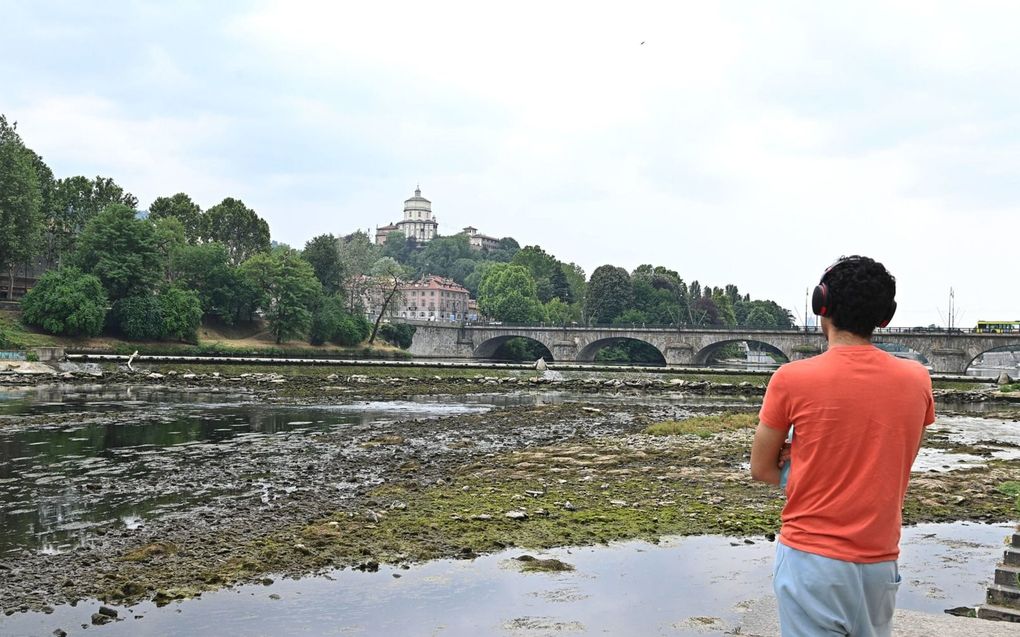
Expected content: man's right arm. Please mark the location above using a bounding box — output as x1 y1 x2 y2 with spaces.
751 422 789 485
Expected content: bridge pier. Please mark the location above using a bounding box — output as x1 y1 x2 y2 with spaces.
928 348 970 375
664 344 694 366
551 341 579 362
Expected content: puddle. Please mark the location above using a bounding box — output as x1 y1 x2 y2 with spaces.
0 522 1011 636
914 414 1020 472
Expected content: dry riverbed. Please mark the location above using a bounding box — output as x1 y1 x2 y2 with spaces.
0 365 1018 618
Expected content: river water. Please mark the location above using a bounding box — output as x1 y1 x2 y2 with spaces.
0 385 1017 636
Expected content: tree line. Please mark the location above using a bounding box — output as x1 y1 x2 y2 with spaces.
1 113 793 355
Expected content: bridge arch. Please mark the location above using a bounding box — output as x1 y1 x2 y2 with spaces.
965 345 1020 376
693 339 789 367
473 335 554 362
576 337 667 365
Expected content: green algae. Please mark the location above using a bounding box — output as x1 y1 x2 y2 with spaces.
644 412 758 437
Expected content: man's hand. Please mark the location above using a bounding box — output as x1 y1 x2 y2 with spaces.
750 422 789 486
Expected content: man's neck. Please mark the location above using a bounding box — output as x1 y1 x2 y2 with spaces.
826 329 873 348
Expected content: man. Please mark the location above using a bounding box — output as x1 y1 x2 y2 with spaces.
750 256 935 637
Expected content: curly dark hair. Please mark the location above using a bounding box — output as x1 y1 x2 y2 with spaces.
821 255 896 337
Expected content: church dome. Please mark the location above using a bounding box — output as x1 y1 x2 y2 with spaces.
404 186 432 213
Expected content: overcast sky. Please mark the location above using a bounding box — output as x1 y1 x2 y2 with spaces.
3 1 1018 327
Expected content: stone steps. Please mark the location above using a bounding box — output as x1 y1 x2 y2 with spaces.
977 530 1020 622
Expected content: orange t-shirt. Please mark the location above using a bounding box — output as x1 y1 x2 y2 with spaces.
758 345 935 563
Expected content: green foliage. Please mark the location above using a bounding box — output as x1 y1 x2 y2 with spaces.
74 203 162 300
478 264 544 323
110 295 165 340
0 115 44 282
241 250 322 343
201 197 271 266
378 323 416 349
21 267 108 337
25 350 39 362
310 295 370 346
512 245 567 303
416 234 472 278
49 175 137 261
587 265 633 324
149 193 202 243
159 286 203 342
173 242 253 324
302 233 344 294
543 297 576 324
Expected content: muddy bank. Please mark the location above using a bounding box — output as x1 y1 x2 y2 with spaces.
1 385 1018 617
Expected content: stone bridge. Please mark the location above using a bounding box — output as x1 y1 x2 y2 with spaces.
406 322 1020 374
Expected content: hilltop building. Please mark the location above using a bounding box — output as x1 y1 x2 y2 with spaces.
375 187 438 245
460 226 500 251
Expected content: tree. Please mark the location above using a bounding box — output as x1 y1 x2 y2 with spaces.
337 231 379 313
587 265 633 324
152 216 186 283
74 203 162 300
478 264 544 323
310 295 362 346
201 197 270 266
416 234 472 278
302 233 344 293
49 175 137 262
109 295 165 340
149 193 202 243
240 250 321 343
174 242 250 324
543 297 576 324
159 286 203 341
21 267 107 337
512 245 562 303
367 257 408 344
382 231 415 263
0 115 43 297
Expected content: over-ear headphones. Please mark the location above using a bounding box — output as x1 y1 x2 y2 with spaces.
811 258 897 328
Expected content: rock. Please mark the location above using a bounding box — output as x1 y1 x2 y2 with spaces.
471 514 493 521
147 373 164 380
998 372 1013 385
97 606 118 618
581 407 602 413
535 358 548 371
269 593 281 600
53 630 67 637
505 510 528 520
91 612 112 625
562 501 576 511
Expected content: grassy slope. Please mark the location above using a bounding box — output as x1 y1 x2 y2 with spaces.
0 309 406 358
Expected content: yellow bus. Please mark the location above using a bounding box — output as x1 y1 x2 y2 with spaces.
975 320 1020 334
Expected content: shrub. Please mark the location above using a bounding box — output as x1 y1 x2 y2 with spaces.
21 267 108 337
159 287 202 342
110 295 165 340
378 323 416 349
309 296 371 346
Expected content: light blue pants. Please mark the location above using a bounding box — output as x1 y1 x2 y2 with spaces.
773 541 901 637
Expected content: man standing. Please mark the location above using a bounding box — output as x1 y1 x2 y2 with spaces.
750 256 935 637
